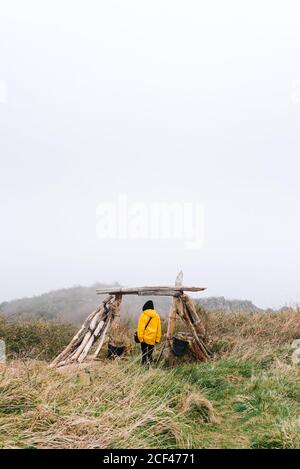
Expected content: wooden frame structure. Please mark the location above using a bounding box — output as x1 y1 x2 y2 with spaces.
50 272 211 368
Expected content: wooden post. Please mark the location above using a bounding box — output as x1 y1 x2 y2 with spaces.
166 300 177 344
107 294 123 346
166 271 184 355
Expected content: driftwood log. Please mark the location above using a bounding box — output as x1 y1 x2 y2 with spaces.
96 286 206 296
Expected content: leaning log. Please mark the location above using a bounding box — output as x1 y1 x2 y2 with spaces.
93 318 111 359
181 301 211 360
78 320 106 363
182 294 206 338
49 305 102 368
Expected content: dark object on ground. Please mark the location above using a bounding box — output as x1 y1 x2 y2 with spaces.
107 344 126 359
172 337 189 357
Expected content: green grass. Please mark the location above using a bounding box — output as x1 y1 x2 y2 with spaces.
172 354 300 448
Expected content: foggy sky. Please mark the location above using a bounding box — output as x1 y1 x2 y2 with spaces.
1 1 300 308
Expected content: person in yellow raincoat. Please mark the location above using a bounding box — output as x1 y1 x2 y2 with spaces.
137 300 162 365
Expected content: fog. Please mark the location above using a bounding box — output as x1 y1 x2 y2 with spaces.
1 1 300 308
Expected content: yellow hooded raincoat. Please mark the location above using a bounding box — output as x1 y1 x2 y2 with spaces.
137 309 162 346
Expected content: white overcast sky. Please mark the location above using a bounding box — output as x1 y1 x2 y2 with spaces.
1 1 300 308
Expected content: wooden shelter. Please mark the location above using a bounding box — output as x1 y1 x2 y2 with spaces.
50 272 211 368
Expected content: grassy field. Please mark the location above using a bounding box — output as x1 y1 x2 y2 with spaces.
0 309 299 449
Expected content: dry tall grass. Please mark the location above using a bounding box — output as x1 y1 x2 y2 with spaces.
0 316 76 360
0 357 216 449
0 308 299 449
208 308 300 358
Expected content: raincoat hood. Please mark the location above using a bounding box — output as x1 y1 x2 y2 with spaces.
143 309 157 318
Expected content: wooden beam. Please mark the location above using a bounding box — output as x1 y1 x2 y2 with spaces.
96 286 206 296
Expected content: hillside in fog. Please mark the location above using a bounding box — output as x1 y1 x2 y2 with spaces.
0 284 260 324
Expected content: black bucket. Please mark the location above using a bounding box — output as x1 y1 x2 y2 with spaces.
172 337 189 357
107 344 126 359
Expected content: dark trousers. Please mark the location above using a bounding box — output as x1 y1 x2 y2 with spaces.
141 342 154 365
